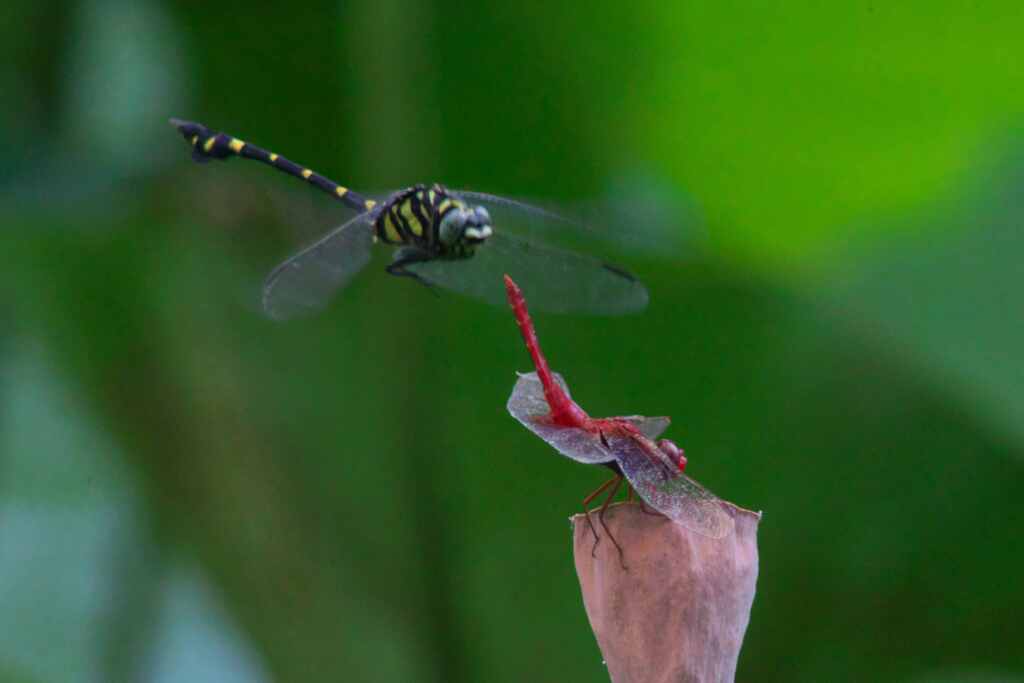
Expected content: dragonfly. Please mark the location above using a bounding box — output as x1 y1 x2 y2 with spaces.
503 274 732 563
169 119 648 320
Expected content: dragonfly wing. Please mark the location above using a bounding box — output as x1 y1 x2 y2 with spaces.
507 372 615 465
618 415 671 440
449 191 580 235
423 190 645 314
609 434 734 539
262 214 374 320
409 231 648 315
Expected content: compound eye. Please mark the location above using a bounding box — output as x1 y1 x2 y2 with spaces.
657 439 687 471
439 210 467 245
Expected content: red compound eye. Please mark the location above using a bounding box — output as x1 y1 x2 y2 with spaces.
657 439 688 472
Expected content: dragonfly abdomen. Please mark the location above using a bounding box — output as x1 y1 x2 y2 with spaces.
169 119 376 214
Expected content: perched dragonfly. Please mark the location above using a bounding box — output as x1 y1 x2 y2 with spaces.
169 119 648 320
503 275 732 561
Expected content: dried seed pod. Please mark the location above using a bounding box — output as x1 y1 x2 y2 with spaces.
573 502 761 683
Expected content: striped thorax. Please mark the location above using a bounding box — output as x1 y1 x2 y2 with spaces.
374 184 493 259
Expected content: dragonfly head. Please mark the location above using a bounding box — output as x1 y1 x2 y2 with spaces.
657 439 687 472
439 204 492 248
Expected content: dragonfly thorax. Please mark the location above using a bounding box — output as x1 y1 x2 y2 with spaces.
373 184 492 259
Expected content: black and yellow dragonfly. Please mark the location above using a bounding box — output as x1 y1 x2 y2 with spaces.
170 119 648 320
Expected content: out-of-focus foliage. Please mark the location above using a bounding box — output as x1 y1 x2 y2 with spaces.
2 1 1022 682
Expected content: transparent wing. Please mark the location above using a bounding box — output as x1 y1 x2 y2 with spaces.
409 231 648 315
507 372 615 465
262 214 375 320
617 415 671 440
451 191 583 238
457 188 694 257
609 434 734 539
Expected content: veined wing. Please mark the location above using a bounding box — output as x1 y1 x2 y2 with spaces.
456 189 691 256
608 433 733 539
451 191 581 237
262 214 375 320
507 372 615 465
409 231 648 315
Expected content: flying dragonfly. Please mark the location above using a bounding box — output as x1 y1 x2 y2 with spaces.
169 119 648 320
503 274 732 563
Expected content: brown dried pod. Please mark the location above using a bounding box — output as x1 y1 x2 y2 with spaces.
573 502 761 683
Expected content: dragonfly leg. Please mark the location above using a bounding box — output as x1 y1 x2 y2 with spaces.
386 247 439 294
582 476 620 549
596 476 627 569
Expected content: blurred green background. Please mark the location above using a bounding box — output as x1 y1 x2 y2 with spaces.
3 1 1023 681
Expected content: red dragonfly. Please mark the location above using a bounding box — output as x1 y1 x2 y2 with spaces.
503 275 733 558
